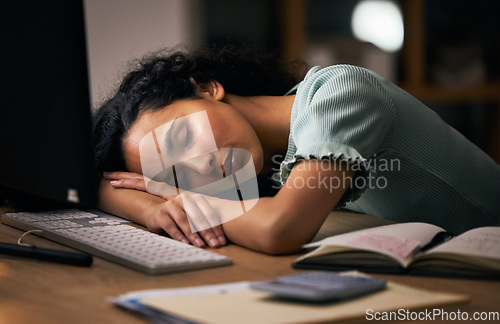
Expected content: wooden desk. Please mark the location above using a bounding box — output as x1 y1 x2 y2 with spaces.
1 209 499 323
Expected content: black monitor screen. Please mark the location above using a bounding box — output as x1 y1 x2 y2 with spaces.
0 0 98 208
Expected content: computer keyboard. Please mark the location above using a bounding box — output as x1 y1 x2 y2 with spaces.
1 209 232 274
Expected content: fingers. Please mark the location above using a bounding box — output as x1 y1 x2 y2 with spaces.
104 171 148 191
188 194 226 245
103 171 144 180
158 219 191 246
105 171 177 200
182 194 213 232
164 199 208 248
148 201 199 247
152 195 227 248
181 194 224 248
211 225 226 246
109 177 148 192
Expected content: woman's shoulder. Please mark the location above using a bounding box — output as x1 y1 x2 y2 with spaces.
297 64 390 102
294 64 394 113
286 64 383 96
302 64 379 84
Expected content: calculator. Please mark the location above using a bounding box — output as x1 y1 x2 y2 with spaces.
249 271 387 302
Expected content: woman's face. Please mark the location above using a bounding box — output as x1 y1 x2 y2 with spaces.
123 96 264 193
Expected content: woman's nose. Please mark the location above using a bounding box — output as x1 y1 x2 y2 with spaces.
182 152 216 175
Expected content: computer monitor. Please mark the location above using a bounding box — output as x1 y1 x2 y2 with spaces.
0 0 98 209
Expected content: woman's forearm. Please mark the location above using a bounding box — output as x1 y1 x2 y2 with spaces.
98 178 165 227
223 160 353 255
222 194 332 255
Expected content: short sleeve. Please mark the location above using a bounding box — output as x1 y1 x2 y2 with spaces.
279 65 396 205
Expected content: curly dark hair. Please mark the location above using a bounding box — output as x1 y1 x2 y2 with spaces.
92 42 304 179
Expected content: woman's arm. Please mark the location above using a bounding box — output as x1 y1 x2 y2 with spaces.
98 177 164 226
104 159 353 254
222 159 354 254
98 177 226 248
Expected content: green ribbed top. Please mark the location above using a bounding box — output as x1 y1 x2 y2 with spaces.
279 65 500 234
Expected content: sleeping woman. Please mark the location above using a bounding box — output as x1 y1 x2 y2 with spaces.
93 43 500 254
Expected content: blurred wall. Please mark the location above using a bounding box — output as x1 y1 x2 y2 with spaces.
84 0 201 109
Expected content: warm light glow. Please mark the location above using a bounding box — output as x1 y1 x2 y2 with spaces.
351 0 404 52
0 262 12 277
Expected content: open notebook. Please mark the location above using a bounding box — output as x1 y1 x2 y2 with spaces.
292 223 500 279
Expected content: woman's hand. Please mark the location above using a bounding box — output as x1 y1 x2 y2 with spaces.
144 193 226 248
103 171 176 200
103 171 227 248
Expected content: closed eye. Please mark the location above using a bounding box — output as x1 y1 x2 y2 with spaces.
184 126 191 148
165 118 177 155
175 124 191 150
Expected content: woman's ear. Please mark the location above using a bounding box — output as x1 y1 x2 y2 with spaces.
207 80 225 101
192 78 225 101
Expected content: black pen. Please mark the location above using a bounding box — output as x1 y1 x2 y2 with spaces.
419 231 454 252
0 242 93 267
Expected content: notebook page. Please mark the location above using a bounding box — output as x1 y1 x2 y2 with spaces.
305 223 443 249
299 222 444 266
425 227 500 259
